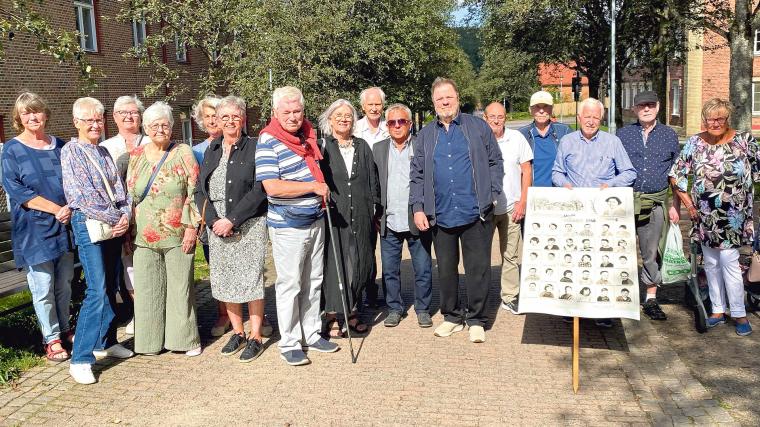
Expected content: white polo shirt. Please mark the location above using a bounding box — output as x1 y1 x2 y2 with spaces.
494 128 533 215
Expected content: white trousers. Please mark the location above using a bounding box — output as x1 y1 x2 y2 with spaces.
269 221 325 353
701 245 745 318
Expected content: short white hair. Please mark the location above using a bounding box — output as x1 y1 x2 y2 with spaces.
359 87 386 105
192 95 221 132
142 101 174 132
384 103 412 121
272 86 304 111
218 96 246 116
319 99 358 136
113 95 144 113
578 97 605 118
72 97 104 119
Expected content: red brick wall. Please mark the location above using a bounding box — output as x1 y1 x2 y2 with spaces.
0 0 210 143
701 31 731 105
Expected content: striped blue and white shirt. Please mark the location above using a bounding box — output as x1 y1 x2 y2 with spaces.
255 132 323 228
552 130 636 188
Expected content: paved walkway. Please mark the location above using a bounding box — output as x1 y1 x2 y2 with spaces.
0 238 742 426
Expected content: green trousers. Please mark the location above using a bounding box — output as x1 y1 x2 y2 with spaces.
133 246 200 354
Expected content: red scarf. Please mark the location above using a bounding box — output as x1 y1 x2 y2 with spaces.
259 118 324 183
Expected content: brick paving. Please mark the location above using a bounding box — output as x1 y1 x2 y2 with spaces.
0 239 741 426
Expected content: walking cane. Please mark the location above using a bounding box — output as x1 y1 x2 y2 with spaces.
324 200 357 363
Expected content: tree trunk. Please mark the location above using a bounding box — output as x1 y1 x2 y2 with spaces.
615 59 625 129
728 0 753 131
651 9 670 124
587 75 601 100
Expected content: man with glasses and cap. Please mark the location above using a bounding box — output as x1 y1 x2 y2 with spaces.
518 91 572 187
373 103 433 328
484 102 532 315
617 91 680 321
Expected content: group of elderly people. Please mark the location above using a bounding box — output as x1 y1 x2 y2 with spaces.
3 77 758 384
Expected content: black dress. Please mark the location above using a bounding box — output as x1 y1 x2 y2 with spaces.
320 136 381 313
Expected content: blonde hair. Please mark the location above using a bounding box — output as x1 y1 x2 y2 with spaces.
192 95 222 132
701 98 733 122
12 92 51 132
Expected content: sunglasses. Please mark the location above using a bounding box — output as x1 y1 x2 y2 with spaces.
387 118 410 127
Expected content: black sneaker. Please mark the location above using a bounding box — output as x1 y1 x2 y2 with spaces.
595 318 613 328
501 299 519 314
642 299 667 321
239 338 264 363
220 333 247 356
384 311 403 327
417 312 433 328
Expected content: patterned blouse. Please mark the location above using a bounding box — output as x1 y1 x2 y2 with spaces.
61 138 132 226
669 131 760 249
126 143 200 249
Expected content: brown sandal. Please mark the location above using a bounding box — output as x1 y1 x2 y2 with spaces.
45 339 69 362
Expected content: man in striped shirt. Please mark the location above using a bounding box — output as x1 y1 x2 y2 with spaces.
255 86 338 366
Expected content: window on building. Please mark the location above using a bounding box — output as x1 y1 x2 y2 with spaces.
74 0 98 52
755 30 760 55
132 17 147 49
0 115 5 142
753 82 760 115
181 113 193 144
671 80 681 116
175 38 187 62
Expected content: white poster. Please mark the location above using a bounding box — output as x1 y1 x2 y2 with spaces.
518 187 640 320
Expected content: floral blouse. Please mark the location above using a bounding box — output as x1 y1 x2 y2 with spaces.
126 143 200 249
669 131 760 249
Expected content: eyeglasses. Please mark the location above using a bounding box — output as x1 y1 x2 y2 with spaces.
148 123 172 131
76 117 104 126
387 119 410 127
220 115 243 122
636 102 657 109
486 115 505 121
115 110 140 117
332 114 353 121
706 117 728 125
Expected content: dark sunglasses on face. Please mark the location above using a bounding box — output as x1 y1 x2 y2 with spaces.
387 119 410 127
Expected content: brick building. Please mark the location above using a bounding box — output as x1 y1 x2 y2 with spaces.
0 0 220 143
537 62 589 118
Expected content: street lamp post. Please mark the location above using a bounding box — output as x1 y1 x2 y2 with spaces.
609 0 616 134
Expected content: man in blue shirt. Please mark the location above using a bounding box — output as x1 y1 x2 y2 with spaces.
518 91 572 187
410 78 503 343
617 91 680 321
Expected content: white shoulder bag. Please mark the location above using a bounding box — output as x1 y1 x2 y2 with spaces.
81 149 117 243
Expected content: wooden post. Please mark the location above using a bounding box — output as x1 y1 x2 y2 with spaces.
573 317 580 393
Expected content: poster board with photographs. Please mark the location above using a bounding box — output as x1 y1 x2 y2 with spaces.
519 187 640 320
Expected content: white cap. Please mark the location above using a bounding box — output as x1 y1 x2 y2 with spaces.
530 91 554 107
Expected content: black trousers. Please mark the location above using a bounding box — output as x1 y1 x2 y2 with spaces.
432 214 494 327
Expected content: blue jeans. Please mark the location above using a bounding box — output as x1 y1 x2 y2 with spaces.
380 229 433 314
26 251 75 344
70 210 123 364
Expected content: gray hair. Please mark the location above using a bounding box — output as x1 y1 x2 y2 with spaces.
192 95 222 132
578 97 605 118
142 101 174 132
113 95 144 113
319 99 358 136
72 97 104 119
272 86 304 111
384 103 412 121
218 95 246 117
359 87 386 105
430 77 459 97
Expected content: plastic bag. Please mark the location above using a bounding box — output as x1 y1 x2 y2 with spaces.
661 222 691 284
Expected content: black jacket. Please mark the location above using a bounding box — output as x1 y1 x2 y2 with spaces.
372 137 420 237
194 135 267 228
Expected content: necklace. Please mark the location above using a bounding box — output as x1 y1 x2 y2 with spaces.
337 138 353 148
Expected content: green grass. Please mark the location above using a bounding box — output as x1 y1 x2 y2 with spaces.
0 346 43 386
194 245 209 283
0 305 45 387
0 291 32 313
507 111 532 121
568 123 610 132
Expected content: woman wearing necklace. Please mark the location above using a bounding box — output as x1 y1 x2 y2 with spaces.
670 98 760 337
318 99 381 337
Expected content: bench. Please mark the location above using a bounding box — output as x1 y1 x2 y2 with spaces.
0 211 26 300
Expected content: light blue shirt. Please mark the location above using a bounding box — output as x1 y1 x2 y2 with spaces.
192 139 211 165
552 130 636 188
386 139 413 233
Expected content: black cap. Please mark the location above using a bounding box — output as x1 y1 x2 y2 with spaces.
633 90 659 105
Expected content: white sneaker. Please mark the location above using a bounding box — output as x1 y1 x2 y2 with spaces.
125 318 135 335
469 325 486 343
69 363 96 384
185 346 202 357
433 321 465 337
93 344 134 359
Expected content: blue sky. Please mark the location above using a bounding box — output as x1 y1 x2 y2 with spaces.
452 3 480 26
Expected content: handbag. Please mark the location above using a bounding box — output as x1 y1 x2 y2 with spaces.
81 149 118 243
134 143 175 205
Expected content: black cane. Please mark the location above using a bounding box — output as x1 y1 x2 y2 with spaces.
324 200 356 363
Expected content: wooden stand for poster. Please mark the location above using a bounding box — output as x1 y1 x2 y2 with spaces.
573 317 580 393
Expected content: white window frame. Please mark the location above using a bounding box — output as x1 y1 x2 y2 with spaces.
132 17 147 49
753 82 760 115
175 38 187 62
755 30 760 55
181 117 193 144
74 0 98 52
671 80 681 117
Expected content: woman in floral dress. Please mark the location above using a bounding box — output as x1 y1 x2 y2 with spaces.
126 101 201 355
670 98 760 337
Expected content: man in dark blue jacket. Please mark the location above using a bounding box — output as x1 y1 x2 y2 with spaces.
409 77 504 343
518 91 572 187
